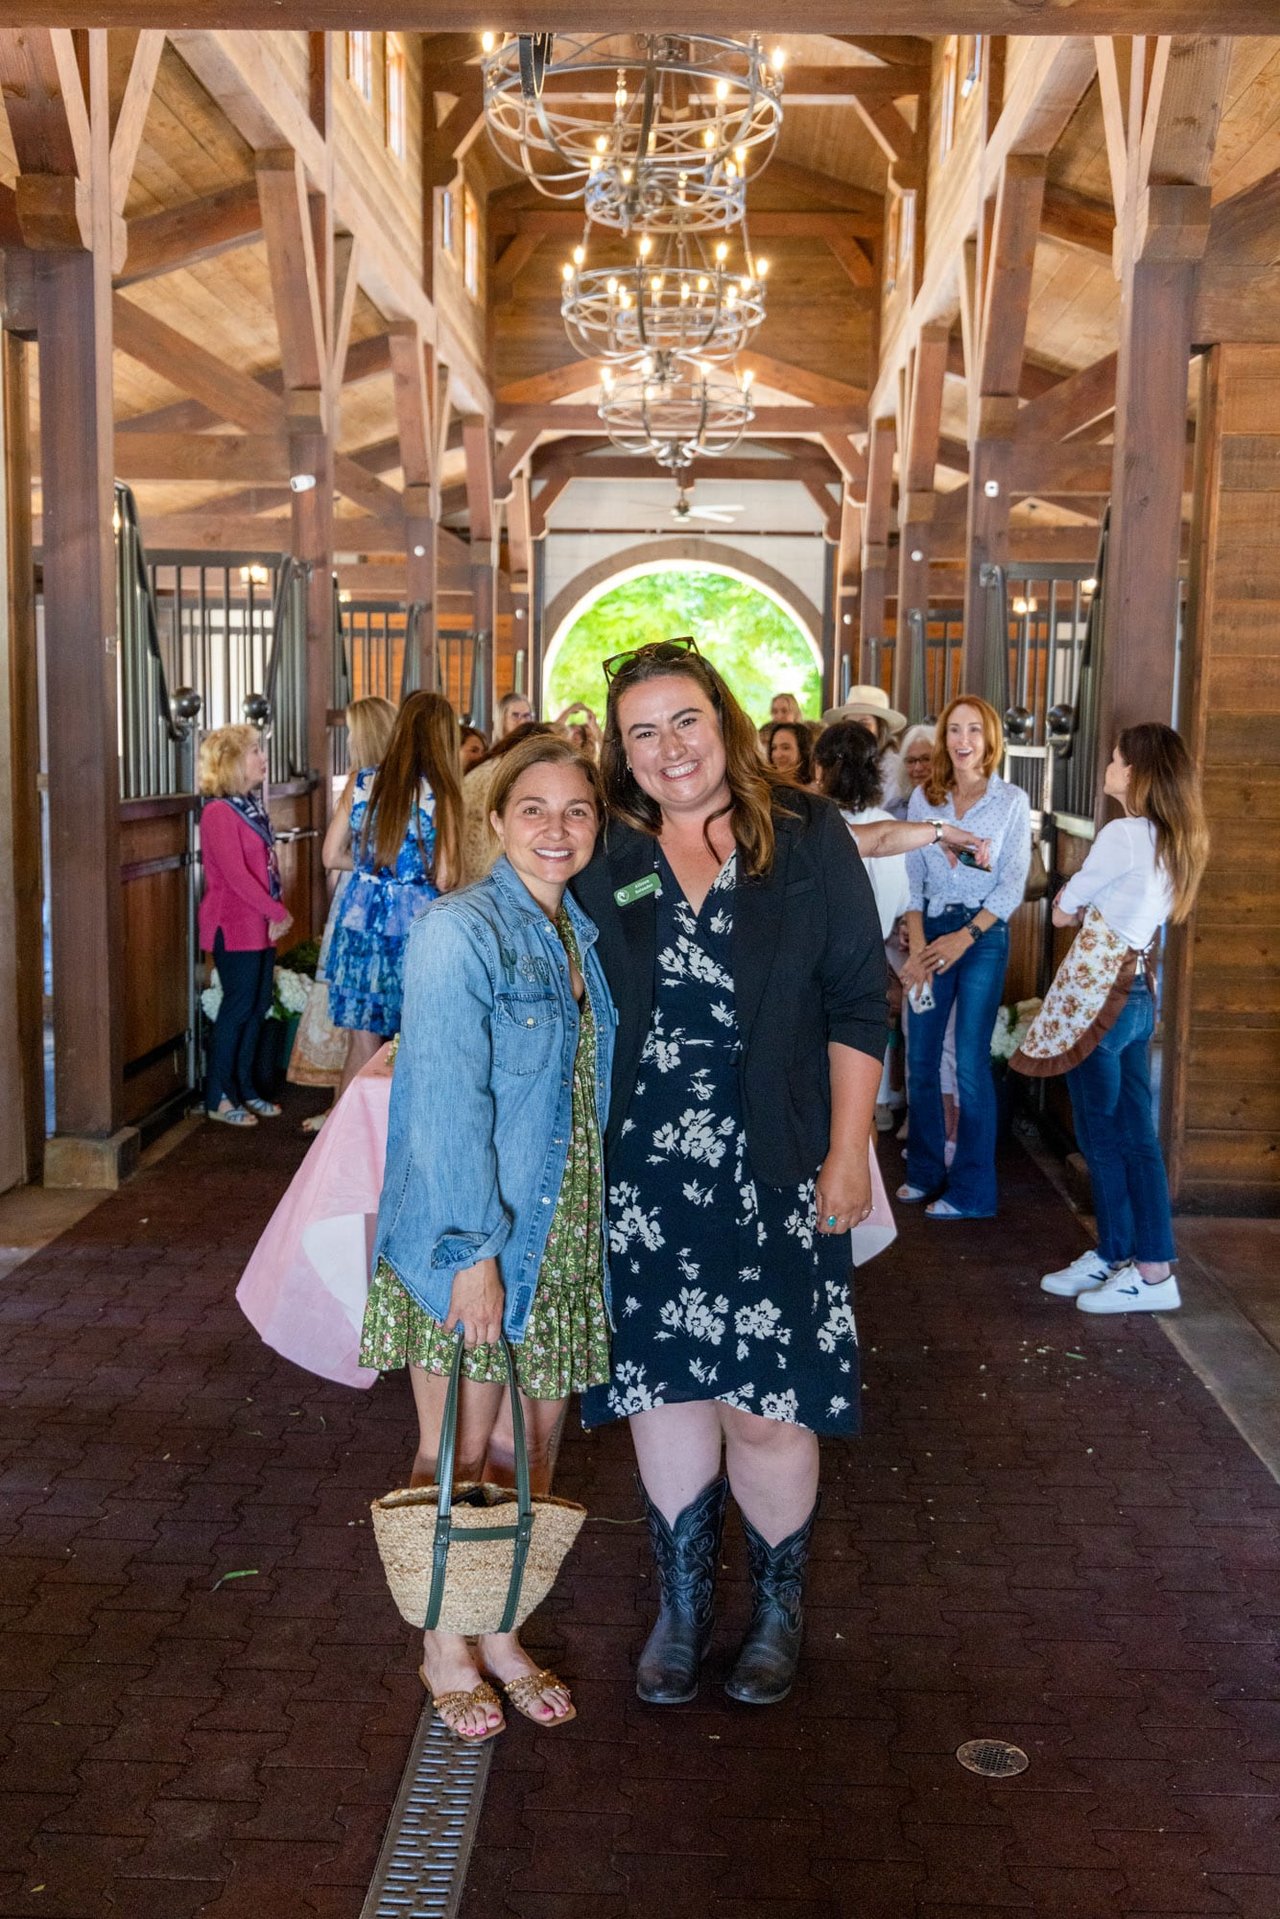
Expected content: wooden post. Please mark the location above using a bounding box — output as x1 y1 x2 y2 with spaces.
35 38 136 1184
859 416 896 681
1094 34 1230 790
1096 226 1200 764
962 153 1047 649
1162 342 1280 1213
404 486 438 693
895 322 948 711
1 326 43 1187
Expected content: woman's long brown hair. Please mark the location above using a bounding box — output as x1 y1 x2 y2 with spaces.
600 645 791 879
1116 722 1209 924
361 690 462 889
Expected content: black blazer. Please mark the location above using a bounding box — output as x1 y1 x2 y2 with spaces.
573 789 888 1188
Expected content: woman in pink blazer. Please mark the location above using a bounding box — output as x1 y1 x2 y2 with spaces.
198 726 293 1127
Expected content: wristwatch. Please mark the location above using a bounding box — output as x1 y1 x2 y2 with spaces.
928 819 947 843
967 919 988 942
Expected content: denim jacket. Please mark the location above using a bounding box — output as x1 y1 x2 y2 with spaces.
373 855 617 1341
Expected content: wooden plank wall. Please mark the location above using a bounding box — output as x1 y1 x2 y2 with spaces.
120 799 194 1127
1165 342 1280 1213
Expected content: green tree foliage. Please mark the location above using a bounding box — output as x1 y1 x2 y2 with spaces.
545 569 821 724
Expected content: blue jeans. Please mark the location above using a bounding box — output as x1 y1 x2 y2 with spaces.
906 906 1009 1215
1065 978 1176 1264
205 931 275 1111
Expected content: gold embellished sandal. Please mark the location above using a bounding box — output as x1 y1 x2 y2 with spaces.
419 1670 505 1744
498 1668 577 1728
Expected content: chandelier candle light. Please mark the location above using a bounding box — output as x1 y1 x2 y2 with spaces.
561 219 768 365
482 32 784 231
598 354 755 470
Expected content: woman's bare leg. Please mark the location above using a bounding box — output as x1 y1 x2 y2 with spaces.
409 1368 507 1736
629 1400 725 1522
720 1405 819 1545
478 1391 575 1720
338 1028 381 1096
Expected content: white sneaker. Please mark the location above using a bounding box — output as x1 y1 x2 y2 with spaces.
1041 1250 1110 1297
1077 1264 1181 1314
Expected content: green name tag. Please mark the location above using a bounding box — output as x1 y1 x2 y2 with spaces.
614 872 662 908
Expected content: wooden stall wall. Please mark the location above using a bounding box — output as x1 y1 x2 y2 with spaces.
119 798 196 1129
1165 342 1280 1214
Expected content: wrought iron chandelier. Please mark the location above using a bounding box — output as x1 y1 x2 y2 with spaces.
598 353 755 469
482 32 784 231
561 218 768 366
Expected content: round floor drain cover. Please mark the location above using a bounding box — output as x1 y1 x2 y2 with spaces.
956 1739 1029 1778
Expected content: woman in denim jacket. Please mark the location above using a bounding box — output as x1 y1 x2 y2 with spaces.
367 736 616 1745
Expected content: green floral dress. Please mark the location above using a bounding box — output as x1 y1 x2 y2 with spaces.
359 907 610 1400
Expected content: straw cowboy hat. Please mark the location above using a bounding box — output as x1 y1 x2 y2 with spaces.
821 685 908 739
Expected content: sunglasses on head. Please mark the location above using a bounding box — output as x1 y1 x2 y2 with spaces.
601 635 702 685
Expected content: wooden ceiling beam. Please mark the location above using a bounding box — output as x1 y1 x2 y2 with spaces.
1204 165 1280 267
422 60 484 190
1040 184 1115 256
496 401 865 436
739 351 868 412
0 27 86 178
755 160 882 225
529 471 571 540
902 322 949 496
20 5 1280 23
109 29 165 217
116 330 391 435
462 415 495 544
256 146 326 400
532 454 832 485
832 35 929 66
494 425 541 500
1014 351 1118 443
387 320 433 489
803 477 842 541
825 231 876 291
119 178 263 284
497 361 603 406
113 291 287 434
978 155 1048 398
491 230 544 292
489 205 881 243
112 432 289 482
874 37 1096 419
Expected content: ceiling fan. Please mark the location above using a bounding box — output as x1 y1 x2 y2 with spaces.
666 481 743 526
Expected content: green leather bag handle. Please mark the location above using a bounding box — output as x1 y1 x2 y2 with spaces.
423 1329 534 1635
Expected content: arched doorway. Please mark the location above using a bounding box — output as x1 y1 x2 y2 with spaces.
542 546 823 725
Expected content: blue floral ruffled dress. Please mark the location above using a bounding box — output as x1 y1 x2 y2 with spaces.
326 768 439 1038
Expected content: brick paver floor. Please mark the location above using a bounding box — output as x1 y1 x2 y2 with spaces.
2 1107 1279 1919
466 1148 1280 1919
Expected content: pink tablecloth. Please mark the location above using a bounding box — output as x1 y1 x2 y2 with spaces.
237 1049 896 1392
236 1053 393 1390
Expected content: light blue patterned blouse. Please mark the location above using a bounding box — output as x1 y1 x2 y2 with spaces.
905 772 1032 924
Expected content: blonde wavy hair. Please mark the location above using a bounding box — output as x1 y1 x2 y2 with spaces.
197 724 260 797
346 695 397 770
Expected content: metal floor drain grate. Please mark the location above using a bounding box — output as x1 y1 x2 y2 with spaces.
360 1707 494 1919
956 1738 1030 1778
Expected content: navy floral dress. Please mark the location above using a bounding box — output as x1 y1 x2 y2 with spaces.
581 850 860 1438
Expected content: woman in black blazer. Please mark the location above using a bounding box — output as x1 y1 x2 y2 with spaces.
573 639 887 1707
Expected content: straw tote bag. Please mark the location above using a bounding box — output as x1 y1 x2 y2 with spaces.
371 1332 586 1634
